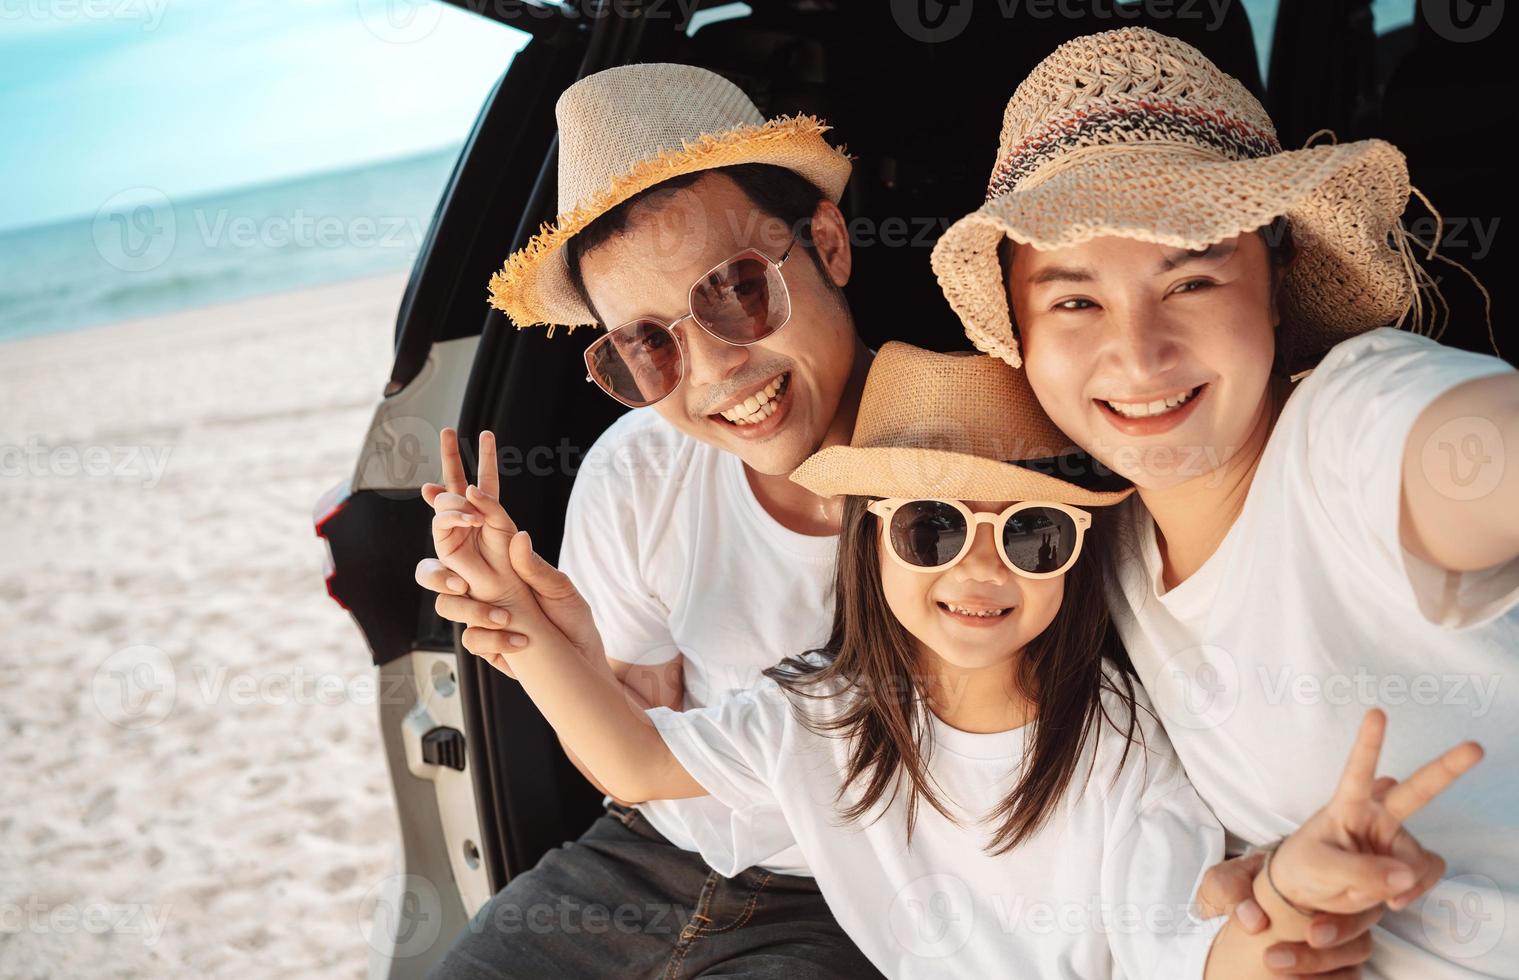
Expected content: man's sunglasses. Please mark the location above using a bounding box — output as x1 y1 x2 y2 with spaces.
583 237 798 408
867 498 1093 580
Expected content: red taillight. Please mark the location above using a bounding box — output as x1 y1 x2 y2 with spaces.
313 478 350 538
314 478 351 610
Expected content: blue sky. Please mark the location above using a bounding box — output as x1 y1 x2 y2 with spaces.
0 0 528 232
2 0 1418 234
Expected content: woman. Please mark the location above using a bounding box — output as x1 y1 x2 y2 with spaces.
931 26 1517 978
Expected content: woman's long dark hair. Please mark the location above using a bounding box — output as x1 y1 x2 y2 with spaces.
764 494 1142 855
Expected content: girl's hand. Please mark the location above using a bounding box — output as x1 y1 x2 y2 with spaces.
1198 851 1387 977
1270 709 1483 917
419 428 602 680
422 428 525 608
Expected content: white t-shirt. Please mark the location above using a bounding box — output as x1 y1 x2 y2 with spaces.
1108 328 1519 979
558 408 836 876
649 665 1227 979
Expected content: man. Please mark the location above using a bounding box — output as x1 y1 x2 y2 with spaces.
415 62 878 978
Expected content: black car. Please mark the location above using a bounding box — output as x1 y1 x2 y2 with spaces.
313 2 1510 975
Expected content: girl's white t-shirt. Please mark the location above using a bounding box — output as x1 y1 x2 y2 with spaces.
1107 328 1519 979
558 408 838 876
649 668 1227 979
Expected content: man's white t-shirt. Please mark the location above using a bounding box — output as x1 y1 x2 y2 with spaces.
1108 328 1519 979
648 664 1227 979
557 408 836 876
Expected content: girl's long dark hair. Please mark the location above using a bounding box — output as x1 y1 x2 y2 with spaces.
764 494 1142 855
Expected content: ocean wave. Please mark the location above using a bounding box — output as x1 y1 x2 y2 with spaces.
0 146 459 343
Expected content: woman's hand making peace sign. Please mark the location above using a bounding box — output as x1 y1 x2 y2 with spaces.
1269 709 1483 920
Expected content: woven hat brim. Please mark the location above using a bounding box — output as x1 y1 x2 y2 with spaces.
931 139 1411 370
488 115 853 331
789 446 1134 507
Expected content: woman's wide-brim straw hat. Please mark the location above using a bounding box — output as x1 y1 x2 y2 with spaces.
791 342 1133 507
488 63 853 331
931 27 1418 373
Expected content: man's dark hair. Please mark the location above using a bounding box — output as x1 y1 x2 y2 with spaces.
563 163 833 321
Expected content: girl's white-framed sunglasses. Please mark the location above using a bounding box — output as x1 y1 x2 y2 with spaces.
867 498 1093 580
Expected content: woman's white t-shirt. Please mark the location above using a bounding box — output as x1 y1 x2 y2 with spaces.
649 667 1227 979
558 408 837 876
1108 328 1519 979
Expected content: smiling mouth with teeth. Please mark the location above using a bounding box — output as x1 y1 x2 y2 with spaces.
938 601 1011 618
1103 384 1204 419
717 373 790 426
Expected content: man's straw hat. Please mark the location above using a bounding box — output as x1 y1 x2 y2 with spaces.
790 342 1134 506
488 63 853 331
931 27 1422 373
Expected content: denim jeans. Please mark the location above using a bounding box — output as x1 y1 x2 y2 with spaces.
426 803 881 979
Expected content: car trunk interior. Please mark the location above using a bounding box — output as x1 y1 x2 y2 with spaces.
404 0 1512 896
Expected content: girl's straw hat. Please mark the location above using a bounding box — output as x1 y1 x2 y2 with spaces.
488 63 853 331
790 342 1134 506
931 27 1421 373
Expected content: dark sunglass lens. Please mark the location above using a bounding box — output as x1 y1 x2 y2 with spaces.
690 255 789 344
587 321 681 406
889 500 968 568
1001 507 1078 574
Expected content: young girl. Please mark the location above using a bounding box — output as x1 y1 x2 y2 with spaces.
930 27 1515 975
432 344 1480 979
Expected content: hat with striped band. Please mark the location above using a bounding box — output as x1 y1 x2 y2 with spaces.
930 27 1437 374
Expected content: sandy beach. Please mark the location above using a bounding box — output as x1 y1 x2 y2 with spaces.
1 273 412 978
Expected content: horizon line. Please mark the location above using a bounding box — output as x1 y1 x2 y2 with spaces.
0 141 466 239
